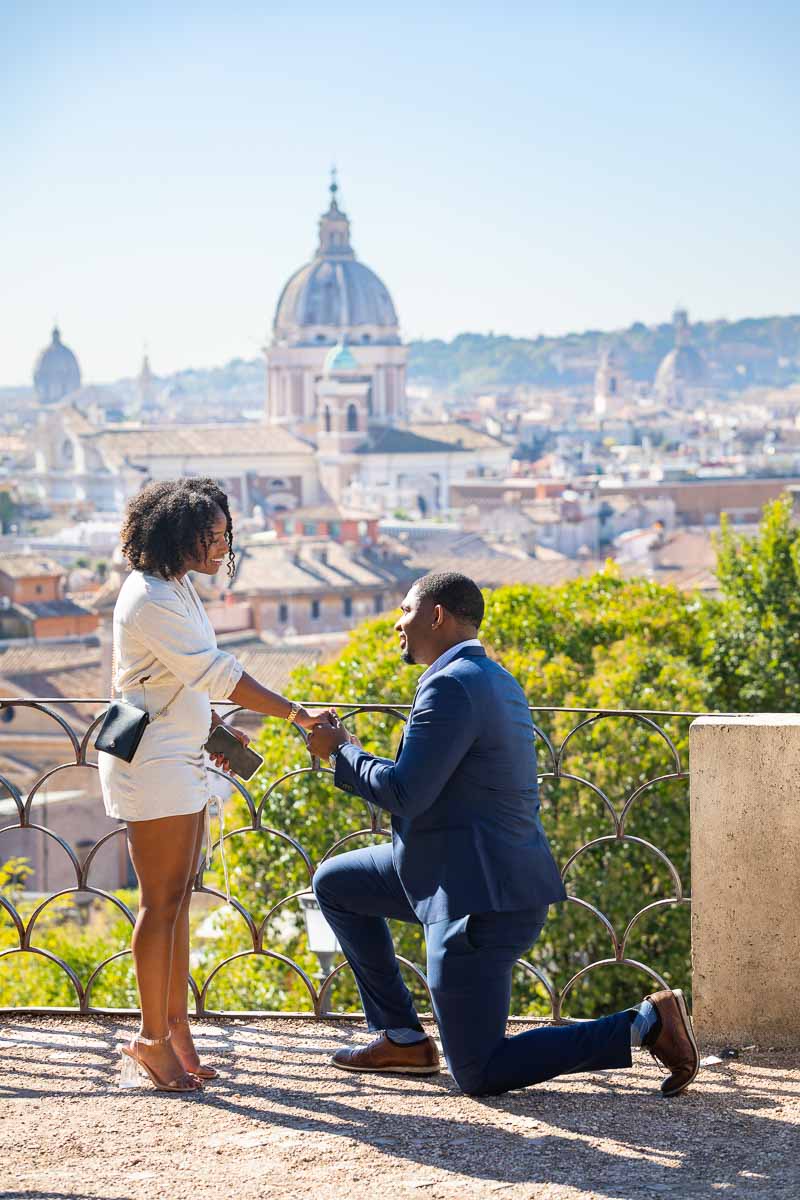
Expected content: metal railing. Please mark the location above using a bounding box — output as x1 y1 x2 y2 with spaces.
0 698 694 1020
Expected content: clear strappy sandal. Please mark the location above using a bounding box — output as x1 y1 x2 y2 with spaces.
169 1015 219 1080
118 1030 203 1092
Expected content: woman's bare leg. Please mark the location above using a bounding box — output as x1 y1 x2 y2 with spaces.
126 812 203 1088
167 810 207 1072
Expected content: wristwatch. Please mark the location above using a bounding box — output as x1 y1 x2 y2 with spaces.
328 748 339 770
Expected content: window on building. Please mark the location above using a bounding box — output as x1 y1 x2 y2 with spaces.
343 596 353 617
373 593 384 614
346 403 358 432
35 584 43 595
324 406 332 433
303 522 316 536
311 599 320 620
278 603 289 623
329 521 341 539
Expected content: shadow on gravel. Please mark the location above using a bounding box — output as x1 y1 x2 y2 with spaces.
175 1067 798 1199
4 1020 798 1197
0 1193 132 1200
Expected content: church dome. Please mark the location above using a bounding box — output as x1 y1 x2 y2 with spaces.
654 309 706 402
323 340 360 375
33 326 81 404
273 175 400 344
655 344 706 390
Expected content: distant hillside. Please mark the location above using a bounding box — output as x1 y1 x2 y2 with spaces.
166 313 799 400
407 314 800 394
8 313 797 405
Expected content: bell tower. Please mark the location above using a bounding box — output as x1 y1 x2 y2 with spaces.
316 341 370 455
594 345 626 417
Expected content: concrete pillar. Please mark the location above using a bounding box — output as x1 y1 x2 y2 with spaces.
690 715 800 1047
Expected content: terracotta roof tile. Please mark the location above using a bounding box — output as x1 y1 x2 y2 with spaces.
88 423 314 466
0 555 64 579
231 542 413 595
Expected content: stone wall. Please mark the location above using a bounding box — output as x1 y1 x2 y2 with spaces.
691 715 800 1047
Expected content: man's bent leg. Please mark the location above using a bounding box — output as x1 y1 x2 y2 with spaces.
313 843 421 1032
427 909 632 1096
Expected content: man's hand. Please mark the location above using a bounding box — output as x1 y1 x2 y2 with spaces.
307 712 349 760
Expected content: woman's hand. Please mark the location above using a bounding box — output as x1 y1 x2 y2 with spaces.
208 724 250 773
226 725 250 747
294 706 336 731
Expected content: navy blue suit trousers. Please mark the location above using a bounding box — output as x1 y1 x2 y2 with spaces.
314 843 633 1096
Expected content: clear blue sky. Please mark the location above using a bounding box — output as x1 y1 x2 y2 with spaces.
3 0 798 386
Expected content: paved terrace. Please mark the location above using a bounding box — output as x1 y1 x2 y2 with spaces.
2 1014 799 1200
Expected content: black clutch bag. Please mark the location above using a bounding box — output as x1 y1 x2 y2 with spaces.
94 700 149 763
94 655 183 763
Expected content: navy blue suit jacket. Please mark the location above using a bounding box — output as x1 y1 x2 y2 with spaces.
334 646 567 923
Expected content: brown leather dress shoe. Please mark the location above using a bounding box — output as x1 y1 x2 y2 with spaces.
644 988 699 1097
331 1033 440 1075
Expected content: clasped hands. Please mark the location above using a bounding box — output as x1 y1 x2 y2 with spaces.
307 709 360 760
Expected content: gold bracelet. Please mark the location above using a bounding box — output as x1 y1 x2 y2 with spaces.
286 701 300 725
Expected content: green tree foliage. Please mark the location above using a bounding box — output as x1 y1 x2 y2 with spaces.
708 495 800 711
0 858 137 1008
0 490 18 534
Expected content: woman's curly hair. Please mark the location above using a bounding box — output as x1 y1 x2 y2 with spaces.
120 478 236 580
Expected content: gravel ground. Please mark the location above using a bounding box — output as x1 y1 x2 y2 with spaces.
1 1014 798 1200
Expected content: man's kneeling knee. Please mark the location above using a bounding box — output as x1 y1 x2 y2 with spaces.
311 856 345 907
450 1063 492 1097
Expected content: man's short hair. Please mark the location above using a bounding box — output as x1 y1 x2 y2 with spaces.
413 572 485 628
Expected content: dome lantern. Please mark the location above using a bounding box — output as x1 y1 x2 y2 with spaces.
318 167 355 258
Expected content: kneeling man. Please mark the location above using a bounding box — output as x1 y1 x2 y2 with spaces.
308 572 698 1097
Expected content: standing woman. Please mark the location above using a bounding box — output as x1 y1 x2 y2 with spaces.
99 478 320 1093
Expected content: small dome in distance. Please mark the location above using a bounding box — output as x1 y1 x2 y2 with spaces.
324 341 360 375
33 326 82 404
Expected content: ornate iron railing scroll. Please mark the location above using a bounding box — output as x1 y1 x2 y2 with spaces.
0 698 695 1021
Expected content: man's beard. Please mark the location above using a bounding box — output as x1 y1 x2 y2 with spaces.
401 647 415 665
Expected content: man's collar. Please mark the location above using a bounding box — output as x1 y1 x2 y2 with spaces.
417 638 484 687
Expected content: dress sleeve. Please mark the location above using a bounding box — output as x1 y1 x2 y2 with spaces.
132 591 243 696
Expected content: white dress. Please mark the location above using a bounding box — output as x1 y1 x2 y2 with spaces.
98 571 243 822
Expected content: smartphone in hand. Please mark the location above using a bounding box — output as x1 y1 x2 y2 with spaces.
204 724 264 781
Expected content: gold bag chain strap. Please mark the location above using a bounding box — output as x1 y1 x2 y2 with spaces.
110 631 183 723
